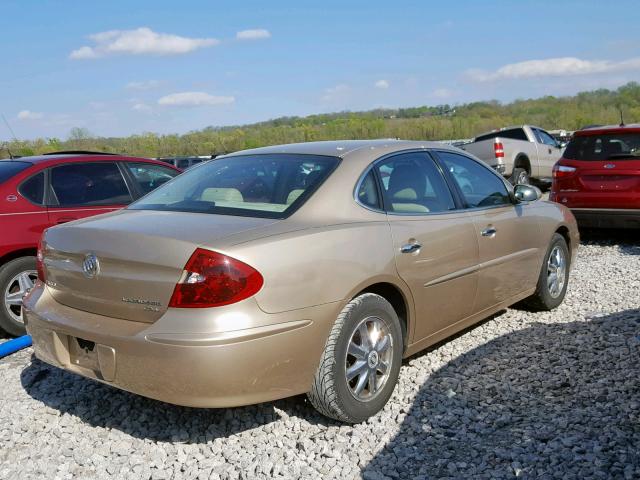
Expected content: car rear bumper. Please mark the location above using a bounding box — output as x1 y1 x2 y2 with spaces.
23 284 338 408
570 208 640 229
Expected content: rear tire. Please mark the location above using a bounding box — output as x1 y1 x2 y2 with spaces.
511 167 530 185
0 256 37 337
522 234 569 311
307 293 403 423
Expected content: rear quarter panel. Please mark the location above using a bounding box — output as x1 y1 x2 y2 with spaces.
528 201 579 268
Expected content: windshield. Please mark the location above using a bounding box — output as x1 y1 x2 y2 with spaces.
129 153 340 218
0 161 31 184
564 132 640 160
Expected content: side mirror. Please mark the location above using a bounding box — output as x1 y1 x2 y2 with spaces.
557 142 567 149
514 184 542 203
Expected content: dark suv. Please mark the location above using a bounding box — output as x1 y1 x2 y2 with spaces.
0 151 180 335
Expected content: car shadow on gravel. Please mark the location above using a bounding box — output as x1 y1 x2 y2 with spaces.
363 309 640 479
20 355 324 443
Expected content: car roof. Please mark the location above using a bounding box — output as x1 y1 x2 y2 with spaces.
0 153 179 169
220 139 458 159
575 124 640 136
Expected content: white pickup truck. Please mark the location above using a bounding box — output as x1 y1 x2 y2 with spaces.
460 125 564 185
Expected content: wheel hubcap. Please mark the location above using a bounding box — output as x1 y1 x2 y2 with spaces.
4 270 37 324
345 316 393 401
547 246 566 298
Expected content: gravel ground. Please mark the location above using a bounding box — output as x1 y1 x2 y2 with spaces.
1 231 639 479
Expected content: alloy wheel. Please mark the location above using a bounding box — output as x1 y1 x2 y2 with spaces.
345 316 393 401
4 270 37 324
547 246 566 298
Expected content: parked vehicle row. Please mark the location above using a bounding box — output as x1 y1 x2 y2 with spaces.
23 140 578 422
0 152 180 335
461 125 565 186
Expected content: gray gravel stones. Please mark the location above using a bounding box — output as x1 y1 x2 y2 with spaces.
1 232 639 479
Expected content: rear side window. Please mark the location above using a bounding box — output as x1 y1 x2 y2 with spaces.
356 170 381 210
475 128 528 142
19 172 45 205
438 151 511 208
129 154 339 219
564 132 640 161
0 161 31 184
50 163 132 207
125 162 179 196
376 152 455 214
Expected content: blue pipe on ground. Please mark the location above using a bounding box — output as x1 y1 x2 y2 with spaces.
0 335 32 358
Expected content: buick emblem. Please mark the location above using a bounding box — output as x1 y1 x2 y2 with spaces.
604 163 616 169
82 253 100 279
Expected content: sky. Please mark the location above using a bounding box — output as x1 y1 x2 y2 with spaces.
1 0 639 140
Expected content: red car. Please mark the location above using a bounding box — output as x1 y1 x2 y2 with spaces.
0 151 181 336
550 124 640 228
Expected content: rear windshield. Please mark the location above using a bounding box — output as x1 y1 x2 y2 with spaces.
129 153 340 218
564 132 640 160
0 161 31 184
475 128 528 142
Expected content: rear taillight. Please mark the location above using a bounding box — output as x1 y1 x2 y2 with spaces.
169 248 263 308
552 163 577 179
36 235 46 282
494 141 504 158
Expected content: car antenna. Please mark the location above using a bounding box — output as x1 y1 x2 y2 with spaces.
619 107 625 127
1 114 18 159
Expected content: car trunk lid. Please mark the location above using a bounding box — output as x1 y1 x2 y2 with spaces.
43 209 276 323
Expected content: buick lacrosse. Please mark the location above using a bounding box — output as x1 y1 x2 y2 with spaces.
25 140 578 422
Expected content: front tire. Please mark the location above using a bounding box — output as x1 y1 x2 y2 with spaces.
0 256 37 336
522 234 570 311
307 293 403 423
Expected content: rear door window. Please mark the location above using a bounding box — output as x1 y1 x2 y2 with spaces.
50 162 132 207
0 161 31 184
124 162 179 196
564 132 640 161
19 172 45 205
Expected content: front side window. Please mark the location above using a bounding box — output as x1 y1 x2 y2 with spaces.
375 152 455 214
535 128 558 147
19 172 45 205
129 154 339 218
125 162 179 196
438 151 511 208
50 162 132 207
564 132 640 161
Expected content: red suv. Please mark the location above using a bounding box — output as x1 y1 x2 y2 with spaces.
0 151 181 336
550 125 640 228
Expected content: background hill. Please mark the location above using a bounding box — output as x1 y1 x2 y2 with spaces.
3 82 640 159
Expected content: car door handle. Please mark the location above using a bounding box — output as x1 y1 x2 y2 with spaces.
56 217 77 224
400 242 422 253
481 227 497 237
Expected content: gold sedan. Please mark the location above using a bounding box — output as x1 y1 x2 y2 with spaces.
24 140 578 422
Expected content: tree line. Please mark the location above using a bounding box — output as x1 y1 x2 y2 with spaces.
3 82 639 159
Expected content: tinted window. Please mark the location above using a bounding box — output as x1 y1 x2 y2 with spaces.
51 163 132 207
536 129 558 147
0 161 31 184
376 152 455 214
438 152 511 208
475 128 528 142
125 162 179 196
564 132 640 161
356 170 380 210
129 154 339 219
19 172 45 204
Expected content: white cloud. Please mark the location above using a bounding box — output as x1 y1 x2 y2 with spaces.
322 84 350 102
157 92 235 107
374 79 390 89
432 88 453 99
236 29 271 40
17 110 44 120
132 103 153 113
126 80 161 90
467 56 640 82
70 27 219 59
